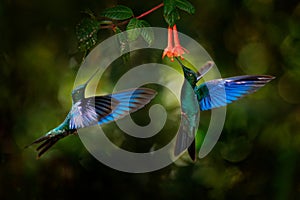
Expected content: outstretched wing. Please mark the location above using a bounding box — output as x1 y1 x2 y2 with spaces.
196 75 274 111
69 88 157 129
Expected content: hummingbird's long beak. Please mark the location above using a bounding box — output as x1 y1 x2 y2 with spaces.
175 57 191 72
175 57 185 67
175 57 214 82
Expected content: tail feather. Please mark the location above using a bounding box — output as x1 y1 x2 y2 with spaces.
26 131 73 158
187 139 196 161
36 137 60 158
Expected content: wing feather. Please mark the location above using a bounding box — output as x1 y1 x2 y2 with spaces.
196 75 274 111
69 88 157 129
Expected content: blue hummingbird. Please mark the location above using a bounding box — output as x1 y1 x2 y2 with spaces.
174 57 274 161
27 68 157 158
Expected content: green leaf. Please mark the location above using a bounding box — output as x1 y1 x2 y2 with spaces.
126 19 154 45
140 20 154 46
175 0 195 14
164 0 176 16
101 5 133 20
75 18 100 51
164 9 180 27
126 18 144 41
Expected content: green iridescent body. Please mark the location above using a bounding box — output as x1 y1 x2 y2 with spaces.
175 58 214 160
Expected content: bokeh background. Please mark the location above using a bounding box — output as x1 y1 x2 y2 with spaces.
1 0 300 199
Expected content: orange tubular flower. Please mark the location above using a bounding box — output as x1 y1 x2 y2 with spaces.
162 26 174 61
172 24 188 60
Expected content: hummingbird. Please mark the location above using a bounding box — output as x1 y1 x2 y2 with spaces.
174 57 274 161
26 68 157 158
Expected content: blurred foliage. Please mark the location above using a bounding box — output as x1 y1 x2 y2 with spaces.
1 0 300 199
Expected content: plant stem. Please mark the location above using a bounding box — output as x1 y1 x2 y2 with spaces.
100 3 164 29
136 3 164 19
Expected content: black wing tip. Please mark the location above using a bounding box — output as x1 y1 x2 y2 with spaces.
256 75 275 81
133 88 158 102
226 75 275 87
116 87 158 97
136 87 157 95
251 75 275 86
240 75 275 81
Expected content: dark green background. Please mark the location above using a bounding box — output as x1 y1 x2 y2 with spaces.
1 0 300 199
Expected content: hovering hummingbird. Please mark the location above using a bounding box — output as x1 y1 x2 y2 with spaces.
174 57 274 161
27 68 157 158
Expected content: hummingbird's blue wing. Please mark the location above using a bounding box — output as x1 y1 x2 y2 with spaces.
69 88 157 129
196 75 274 111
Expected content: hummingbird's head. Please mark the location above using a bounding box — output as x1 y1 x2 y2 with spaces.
181 65 198 86
72 84 87 103
71 68 100 103
175 57 198 86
